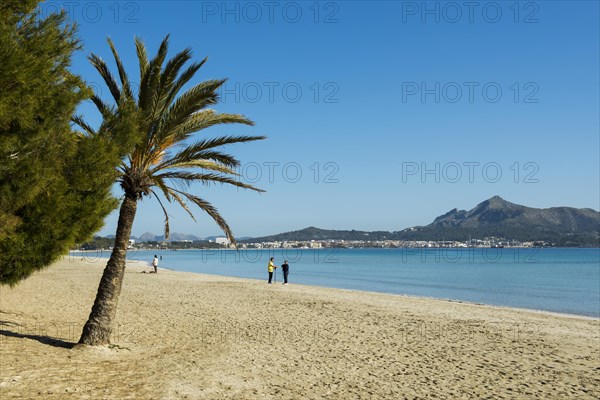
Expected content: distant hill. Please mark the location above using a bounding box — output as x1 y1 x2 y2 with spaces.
137 232 158 242
400 196 600 244
243 227 398 242
243 196 600 246
429 196 598 230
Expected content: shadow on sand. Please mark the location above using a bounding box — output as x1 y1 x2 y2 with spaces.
0 319 75 349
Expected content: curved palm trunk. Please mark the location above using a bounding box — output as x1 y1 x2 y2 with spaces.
79 195 138 345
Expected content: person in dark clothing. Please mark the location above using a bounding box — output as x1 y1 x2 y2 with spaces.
281 260 289 285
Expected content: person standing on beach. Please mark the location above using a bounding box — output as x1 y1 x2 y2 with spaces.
281 260 289 285
151 255 159 273
268 257 277 284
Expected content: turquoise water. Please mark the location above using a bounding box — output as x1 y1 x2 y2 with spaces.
72 247 600 317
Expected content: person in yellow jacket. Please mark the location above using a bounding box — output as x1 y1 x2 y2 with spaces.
267 257 277 284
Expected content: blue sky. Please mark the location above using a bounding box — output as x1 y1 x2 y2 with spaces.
45 0 599 238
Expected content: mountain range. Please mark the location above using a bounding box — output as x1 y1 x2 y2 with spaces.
109 196 599 246
242 196 600 246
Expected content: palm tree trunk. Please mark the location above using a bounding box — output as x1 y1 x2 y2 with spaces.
79 195 138 345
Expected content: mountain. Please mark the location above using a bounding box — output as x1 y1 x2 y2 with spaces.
243 196 600 245
138 232 158 242
106 197 598 245
404 196 600 242
170 233 203 241
429 196 598 230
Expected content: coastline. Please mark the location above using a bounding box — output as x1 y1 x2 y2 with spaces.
69 252 600 319
2 259 598 399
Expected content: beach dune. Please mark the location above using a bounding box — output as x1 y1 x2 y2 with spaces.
1 258 598 399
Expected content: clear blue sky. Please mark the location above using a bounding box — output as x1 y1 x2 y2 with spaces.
45 0 599 238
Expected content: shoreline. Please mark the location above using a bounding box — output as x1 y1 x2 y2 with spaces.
155 271 600 321
70 254 600 320
1 259 599 399
73 246 600 252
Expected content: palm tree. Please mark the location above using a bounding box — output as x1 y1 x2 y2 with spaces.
75 35 265 346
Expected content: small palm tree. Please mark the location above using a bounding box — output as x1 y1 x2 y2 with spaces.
75 35 265 346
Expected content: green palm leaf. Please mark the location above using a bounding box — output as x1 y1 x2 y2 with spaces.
88 53 122 104
170 188 236 244
107 38 133 100
71 115 97 137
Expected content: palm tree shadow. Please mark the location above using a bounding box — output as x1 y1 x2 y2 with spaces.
0 320 75 349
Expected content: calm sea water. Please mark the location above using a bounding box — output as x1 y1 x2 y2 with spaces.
73 247 600 317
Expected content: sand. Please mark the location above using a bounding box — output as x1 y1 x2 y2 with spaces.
1 257 598 399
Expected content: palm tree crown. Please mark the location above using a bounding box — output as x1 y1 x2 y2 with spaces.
74 35 265 244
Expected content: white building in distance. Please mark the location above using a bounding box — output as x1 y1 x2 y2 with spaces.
215 237 230 245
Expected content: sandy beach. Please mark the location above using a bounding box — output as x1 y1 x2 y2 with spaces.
1 258 598 399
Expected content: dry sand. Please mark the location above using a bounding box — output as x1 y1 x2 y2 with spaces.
1 258 598 399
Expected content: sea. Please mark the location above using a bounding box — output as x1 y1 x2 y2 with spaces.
70 247 600 318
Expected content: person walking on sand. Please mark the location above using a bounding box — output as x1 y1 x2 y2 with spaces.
151 255 159 273
281 260 289 285
268 257 277 284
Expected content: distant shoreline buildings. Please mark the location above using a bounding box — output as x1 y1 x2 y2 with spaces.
238 237 545 250
91 237 550 252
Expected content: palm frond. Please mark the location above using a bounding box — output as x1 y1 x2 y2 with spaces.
164 58 207 107
186 151 239 168
170 188 236 245
71 115 97 136
144 35 171 118
107 37 133 100
162 185 197 222
150 189 170 240
90 95 114 119
161 135 265 171
157 80 227 140
162 111 256 143
155 171 265 192
135 37 149 80
152 159 237 175
136 37 151 110
159 48 192 100
88 53 121 104
152 175 172 202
